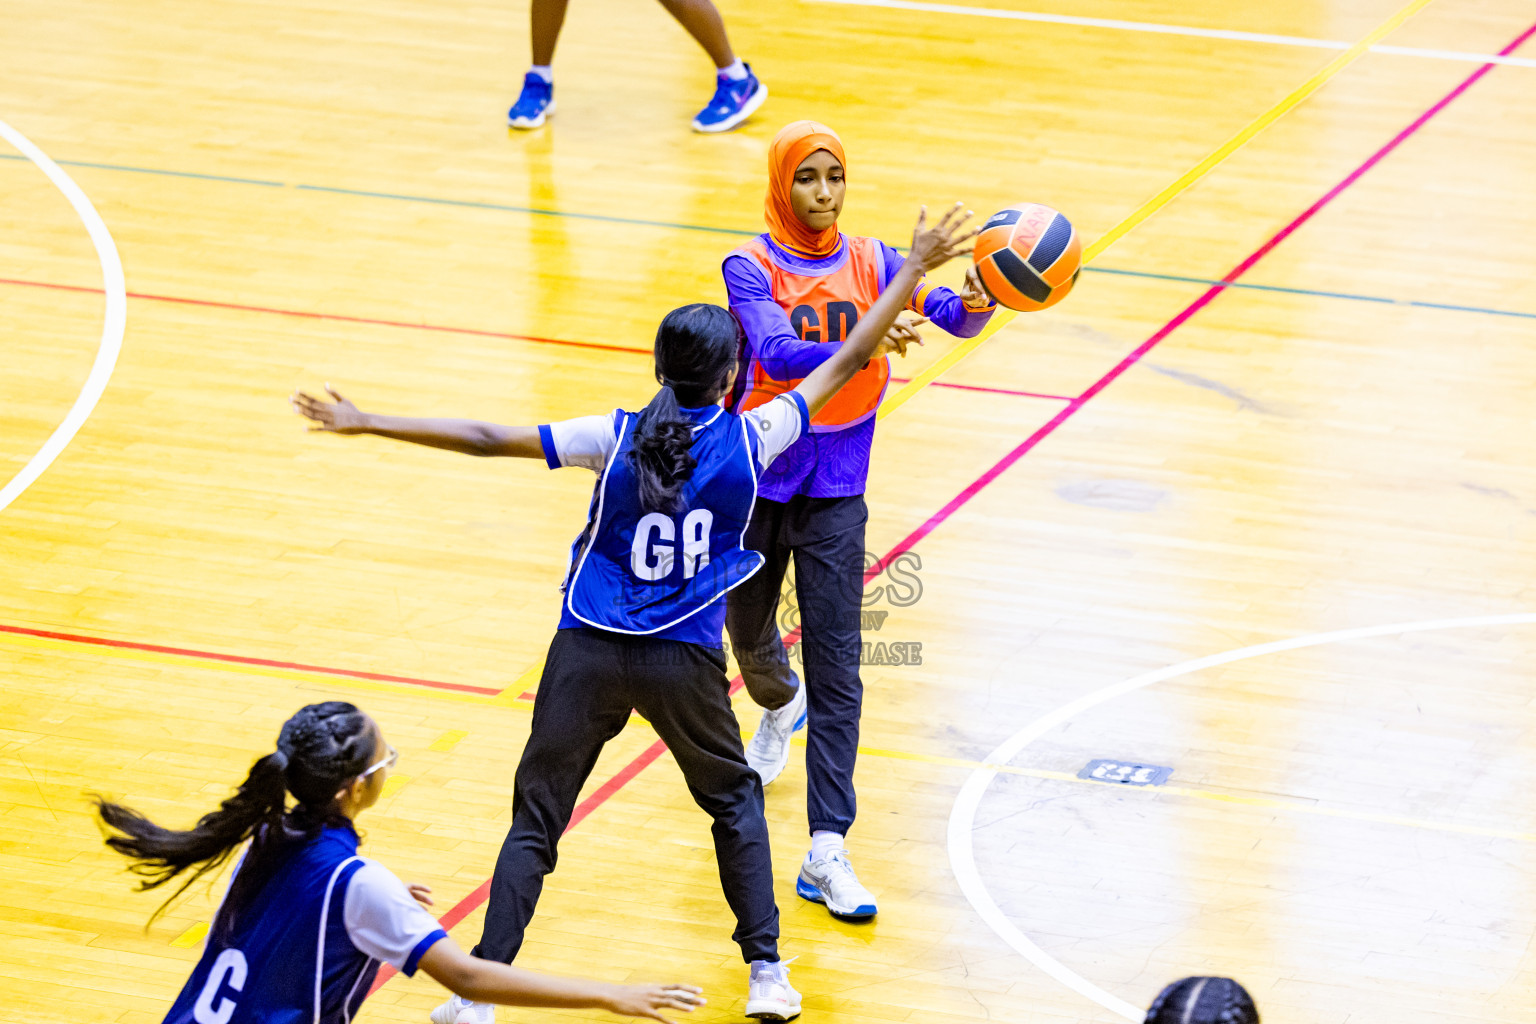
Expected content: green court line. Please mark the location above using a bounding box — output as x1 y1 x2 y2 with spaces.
4 152 1532 322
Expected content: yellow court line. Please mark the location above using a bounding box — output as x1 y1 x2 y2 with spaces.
430 728 471 752
875 0 1438 421
489 660 545 706
170 921 209 948
842 740 1536 845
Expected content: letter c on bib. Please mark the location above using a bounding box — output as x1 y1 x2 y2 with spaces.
193 948 248 1024
632 512 676 581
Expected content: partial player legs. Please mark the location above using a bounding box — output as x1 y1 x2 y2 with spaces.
728 498 799 711
729 499 809 787
784 496 879 920
786 496 868 837
471 629 632 964
529 0 569 65
655 0 735 67
509 0 764 132
629 638 780 964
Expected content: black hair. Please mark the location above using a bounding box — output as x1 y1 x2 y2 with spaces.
1145 977 1259 1024
94 701 376 934
626 303 740 515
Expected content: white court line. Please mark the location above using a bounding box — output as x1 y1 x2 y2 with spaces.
807 0 1536 68
947 612 1536 1021
0 119 126 514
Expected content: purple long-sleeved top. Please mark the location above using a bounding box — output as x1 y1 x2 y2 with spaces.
723 233 995 501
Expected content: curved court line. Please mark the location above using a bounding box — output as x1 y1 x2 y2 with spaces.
372 19 1536 989
807 0 1536 68
0 119 126 514
947 611 1536 1021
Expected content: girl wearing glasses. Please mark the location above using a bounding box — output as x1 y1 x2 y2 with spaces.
95 701 705 1024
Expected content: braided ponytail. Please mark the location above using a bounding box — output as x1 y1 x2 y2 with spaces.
96 701 375 931
626 304 740 515
629 383 696 516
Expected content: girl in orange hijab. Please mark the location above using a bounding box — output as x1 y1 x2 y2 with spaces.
721 120 993 925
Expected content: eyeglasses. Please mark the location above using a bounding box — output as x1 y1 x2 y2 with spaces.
359 745 398 780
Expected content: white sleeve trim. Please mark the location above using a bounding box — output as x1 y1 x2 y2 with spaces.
543 413 621 472
342 859 447 971
744 393 808 471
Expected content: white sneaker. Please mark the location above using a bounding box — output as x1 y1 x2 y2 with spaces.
745 959 802 1020
744 678 807 786
430 995 495 1024
796 849 877 919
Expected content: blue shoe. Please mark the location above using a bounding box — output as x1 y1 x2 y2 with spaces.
692 63 767 133
796 850 878 920
507 73 554 130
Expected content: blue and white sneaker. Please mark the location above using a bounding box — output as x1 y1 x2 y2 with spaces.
797 849 878 919
507 72 554 129
691 63 767 133
744 675 806 786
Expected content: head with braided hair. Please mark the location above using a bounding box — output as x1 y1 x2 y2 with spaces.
1144 977 1259 1024
95 701 392 934
626 303 742 515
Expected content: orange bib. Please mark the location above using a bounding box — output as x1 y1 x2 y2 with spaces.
733 235 892 431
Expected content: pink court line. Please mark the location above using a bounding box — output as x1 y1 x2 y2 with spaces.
371 18 1536 986
0 276 1061 401
870 19 1536 575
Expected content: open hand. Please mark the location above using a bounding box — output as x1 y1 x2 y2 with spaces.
605 983 706 1023
908 202 980 275
874 315 928 358
407 883 434 908
960 265 993 309
292 384 368 434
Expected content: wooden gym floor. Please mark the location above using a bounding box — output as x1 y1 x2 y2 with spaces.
3 1 1534 1021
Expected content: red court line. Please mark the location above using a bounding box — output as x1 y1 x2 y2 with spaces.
374 20 1536 984
0 276 1061 401
0 277 646 356
888 376 1072 401
0 622 515 697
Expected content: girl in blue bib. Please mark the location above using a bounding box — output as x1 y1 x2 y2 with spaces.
96 701 704 1024
292 204 976 1022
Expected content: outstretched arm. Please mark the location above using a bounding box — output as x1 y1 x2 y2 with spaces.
793 203 978 418
418 940 704 1023
292 386 543 458
727 256 929 382
899 250 997 339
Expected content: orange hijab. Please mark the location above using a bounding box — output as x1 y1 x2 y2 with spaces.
764 120 846 258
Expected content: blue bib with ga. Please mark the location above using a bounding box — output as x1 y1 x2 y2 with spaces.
164 826 379 1024
560 406 765 645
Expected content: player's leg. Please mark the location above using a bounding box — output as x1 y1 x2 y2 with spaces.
436 630 631 1023
655 0 767 133
508 0 563 129
629 638 800 1020
727 497 807 786
787 495 877 919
